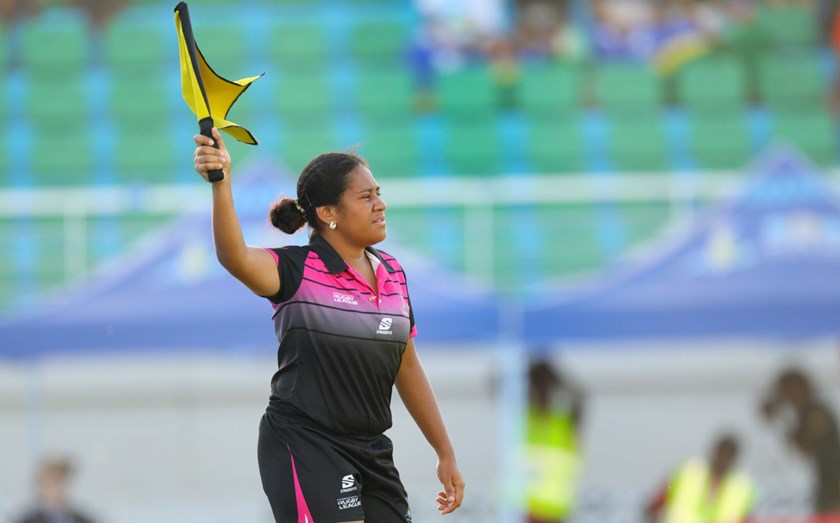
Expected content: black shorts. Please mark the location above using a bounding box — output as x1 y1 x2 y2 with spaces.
258 411 412 523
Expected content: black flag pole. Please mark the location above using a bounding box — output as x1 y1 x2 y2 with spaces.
174 2 225 182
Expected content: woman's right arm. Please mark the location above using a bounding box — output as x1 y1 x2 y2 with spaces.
194 128 280 296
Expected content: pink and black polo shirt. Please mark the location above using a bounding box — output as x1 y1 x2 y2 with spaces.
263 234 415 437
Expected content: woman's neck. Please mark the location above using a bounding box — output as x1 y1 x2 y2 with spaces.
322 232 366 265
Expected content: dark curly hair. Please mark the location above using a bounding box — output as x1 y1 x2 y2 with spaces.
269 152 367 234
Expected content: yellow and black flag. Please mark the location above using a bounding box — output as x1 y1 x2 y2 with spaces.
174 2 262 182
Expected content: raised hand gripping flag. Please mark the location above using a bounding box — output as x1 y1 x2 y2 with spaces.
174 2 262 182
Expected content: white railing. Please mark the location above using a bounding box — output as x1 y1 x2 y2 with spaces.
3 169 838 285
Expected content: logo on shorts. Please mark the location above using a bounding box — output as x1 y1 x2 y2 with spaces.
377 317 393 335
340 474 358 493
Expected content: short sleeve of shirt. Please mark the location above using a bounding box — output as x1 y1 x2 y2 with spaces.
404 270 417 339
376 249 416 339
262 246 309 304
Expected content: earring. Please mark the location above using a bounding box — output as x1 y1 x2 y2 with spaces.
329 220 337 230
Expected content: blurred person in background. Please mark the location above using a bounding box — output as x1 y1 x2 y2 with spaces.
411 0 507 70
829 0 840 113
192 129 464 522
0 0 42 24
514 0 588 63
760 367 840 517
523 355 586 523
13 457 96 523
590 0 664 62
643 433 755 523
65 0 128 28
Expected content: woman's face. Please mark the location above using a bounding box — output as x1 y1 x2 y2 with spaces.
333 165 388 247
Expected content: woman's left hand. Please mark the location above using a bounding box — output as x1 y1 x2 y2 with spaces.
435 455 465 515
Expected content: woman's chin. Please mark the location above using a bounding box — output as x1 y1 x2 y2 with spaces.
370 229 387 244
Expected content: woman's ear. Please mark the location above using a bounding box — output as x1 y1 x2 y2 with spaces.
315 206 336 229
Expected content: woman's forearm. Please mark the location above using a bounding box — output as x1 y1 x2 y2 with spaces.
395 343 455 459
211 179 249 272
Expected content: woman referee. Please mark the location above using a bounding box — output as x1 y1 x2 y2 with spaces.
193 128 464 522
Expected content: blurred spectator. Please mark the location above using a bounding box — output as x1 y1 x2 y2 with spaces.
0 0 43 24
760 367 840 516
514 0 588 63
589 0 728 71
830 1 840 113
819 0 839 44
488 36 520 108
649 0 727 74
643 433 755 523
523 356 586 523
590 0 656 61
13 457 97 523
412 0 507 70
65 0 128 29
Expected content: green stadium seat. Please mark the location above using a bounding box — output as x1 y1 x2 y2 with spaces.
537 203 605 276
102 22 166 78
114 130 177 184
444 120 503 176
677 55 748 114
116 214 176 251
517 63 582 118
26 80 88 127
108 78 170 127
359 124 420 178
608 117 670 171
758 54 827 110
0 138 7 186
29 217 68 287
21 11 88 77
280 127 339 174
437 67 498 118
594 63 663 115
772 111 837 167
0 83 7 125
354 68 415 120
689 114 752 170
618 202 672 246
526 120 586 173
30 129 94 185
273 72 333 124
192 25 248 78
267 24 328 70
349 21 408 67
757 3 818 49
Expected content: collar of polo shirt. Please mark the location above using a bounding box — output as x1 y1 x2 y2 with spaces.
309 235 397 275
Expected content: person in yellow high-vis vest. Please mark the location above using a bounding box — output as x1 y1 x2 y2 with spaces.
644 434 755 523
523 358 585 523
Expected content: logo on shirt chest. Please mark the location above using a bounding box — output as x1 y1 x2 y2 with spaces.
377 317 393 335
333 292 358 305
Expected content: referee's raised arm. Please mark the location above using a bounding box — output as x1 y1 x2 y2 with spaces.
193 128 280 297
